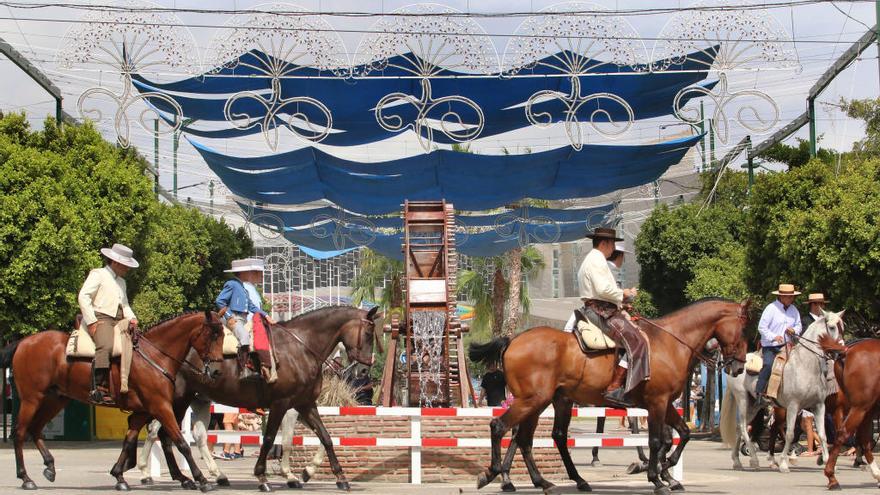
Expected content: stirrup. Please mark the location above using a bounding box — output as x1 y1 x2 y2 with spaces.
89 388 114 405
602 387 633 409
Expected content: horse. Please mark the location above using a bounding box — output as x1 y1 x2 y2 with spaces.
469 298 749 495
125 305 381 492
720 310 844 472
0 311 225 492
819 334 880 490
137 401 325 487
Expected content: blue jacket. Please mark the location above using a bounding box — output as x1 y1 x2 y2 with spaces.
215 278 267 317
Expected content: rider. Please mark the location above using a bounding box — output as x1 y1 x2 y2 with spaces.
216 258 271 378
78 243 139 404
802 293 828 323
755 284 802 406
577 228 640 408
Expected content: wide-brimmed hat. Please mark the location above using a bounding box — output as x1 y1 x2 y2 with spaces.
771 283 801 296
613 241 631 254
100 243 139 268
586 227 623 241
224 258 265 273
804 293 829 305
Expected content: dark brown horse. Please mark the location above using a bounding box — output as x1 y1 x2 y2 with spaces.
470 298 749 495
0 311 225 492
122 305 381 492
819 336 880 490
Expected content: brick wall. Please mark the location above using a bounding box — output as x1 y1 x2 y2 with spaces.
287 415 568 483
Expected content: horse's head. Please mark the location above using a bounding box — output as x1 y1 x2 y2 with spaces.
715 299 751 377
820 309 846 342
339 306 382 367
191 310 225 379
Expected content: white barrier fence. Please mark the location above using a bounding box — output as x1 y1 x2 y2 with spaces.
150 405 683 484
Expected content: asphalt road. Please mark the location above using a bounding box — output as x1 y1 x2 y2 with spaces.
0 439 877 494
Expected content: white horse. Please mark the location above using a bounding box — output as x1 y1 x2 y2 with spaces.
138 399 325 487
720 310 844 472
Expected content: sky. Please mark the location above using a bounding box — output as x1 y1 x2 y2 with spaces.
0 0 876 210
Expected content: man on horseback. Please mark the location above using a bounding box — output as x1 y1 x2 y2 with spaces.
755 284 802 406
216 258 272 378
577 228 642 408
77 243 139 404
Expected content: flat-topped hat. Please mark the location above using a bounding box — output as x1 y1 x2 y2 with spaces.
771 283 801 296
613 241 631 254
224 258 265 273
586 227 623 241
804 293 829 304
100 243 139 268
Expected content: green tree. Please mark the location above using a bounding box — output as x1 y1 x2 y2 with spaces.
684 243 751 302
757 138 837 168
842 98 880 155
350 249 403 313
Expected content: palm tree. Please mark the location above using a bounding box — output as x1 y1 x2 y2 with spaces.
504 245 545 335
350 249 404 312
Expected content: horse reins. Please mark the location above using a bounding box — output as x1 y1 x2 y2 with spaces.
274 318 376 378
135 321 222 384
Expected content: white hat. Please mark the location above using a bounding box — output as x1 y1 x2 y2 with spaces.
101 243 139 268
613 242 631 254
224 258 265 273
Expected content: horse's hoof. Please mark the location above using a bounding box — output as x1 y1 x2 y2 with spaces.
749 461 761 470
576 481 592 492
501 481 516 492
115 481 130 491
181 479 198 490
828 482 841 491
21 481 37 490
287 480 303 489
216 476 230 487
590 460 602 468
654 487 672 495
199 483 216 493
140 477 154 486
669 481 685 491
477 472 493 490
733 463 743 471
626 462 644 475
258 482 273 493
818 456 825 466
301 470 311 483
42 467 55 482
336 480 350 491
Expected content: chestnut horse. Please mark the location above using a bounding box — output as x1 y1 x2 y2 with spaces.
470 298 749 495
0 311 225 492
123 305 381 492
819 336 880 490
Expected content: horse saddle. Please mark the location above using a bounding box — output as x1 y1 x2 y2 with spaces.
66 316 129 359
223 315 278 383
744 351 762 375
571 310 616 352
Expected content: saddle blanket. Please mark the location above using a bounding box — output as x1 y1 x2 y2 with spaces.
576 318 617 350
66 318 134 393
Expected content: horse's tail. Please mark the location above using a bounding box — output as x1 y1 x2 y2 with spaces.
819 333 847 357
719 380 738 448
0 340 21 369
468 337 511 366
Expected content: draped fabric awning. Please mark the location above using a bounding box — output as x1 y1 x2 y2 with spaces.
133 47 718 146
192 134 701 215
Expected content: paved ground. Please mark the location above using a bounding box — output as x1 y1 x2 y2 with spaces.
0 439 878 494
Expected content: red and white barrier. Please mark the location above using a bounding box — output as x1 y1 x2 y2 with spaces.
148 405 683 484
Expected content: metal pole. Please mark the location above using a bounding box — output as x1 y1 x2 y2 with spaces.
173 130 179 198
209 181 215 212
699 101 706 172
877 0 880 86
708 118 716 168
153 119 160 197
808 98 817 158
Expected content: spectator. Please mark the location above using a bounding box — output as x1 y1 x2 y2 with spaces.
222 412 241 460
352 368 374 405
237 412 263 457
479 362 506 407
208 412 224 459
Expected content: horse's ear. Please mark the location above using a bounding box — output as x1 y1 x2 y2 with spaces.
367 306 381 321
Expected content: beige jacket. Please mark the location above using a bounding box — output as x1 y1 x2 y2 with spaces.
577 248 624 306
78 266 136 326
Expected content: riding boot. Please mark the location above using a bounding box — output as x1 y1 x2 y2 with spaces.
603 365 633 408
237 345 251 378
250 351 263 380
89 367 112 404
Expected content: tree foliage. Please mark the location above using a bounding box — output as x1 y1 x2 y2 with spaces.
842 98 880 155
757 138 837 168
685 243 751 302
0 113 251 335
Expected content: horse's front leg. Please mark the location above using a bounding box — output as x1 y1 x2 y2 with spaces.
498 431 519 492
646 405 670 495
660 405 688 491
253 403 288 492
109 413 151 491
298 403 349 490
777 403 800 473
550 396 591 491
814 402 830 467
151 405 213 492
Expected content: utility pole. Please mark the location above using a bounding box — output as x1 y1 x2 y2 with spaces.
876 0 880 86
708 118 716 169
173 129 179 198
746 136 755 194
808 98 817 158
698 101 706 172
153 119 159 197
209 180 215 212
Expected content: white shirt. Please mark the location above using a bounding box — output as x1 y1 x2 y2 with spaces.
757 300 802 347
243 282 262 323
577 248 624 306
78 265 136 326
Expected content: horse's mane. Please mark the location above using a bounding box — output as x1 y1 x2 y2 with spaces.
655 297 736 322
280 305 358 325
142 310 205 333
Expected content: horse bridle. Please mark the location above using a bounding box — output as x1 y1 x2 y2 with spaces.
135 316 224 383
276 314 378 378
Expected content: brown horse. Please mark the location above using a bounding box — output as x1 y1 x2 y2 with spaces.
120 305 381 492
819 336 880 490
469 298 749 495
0 311 225 492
